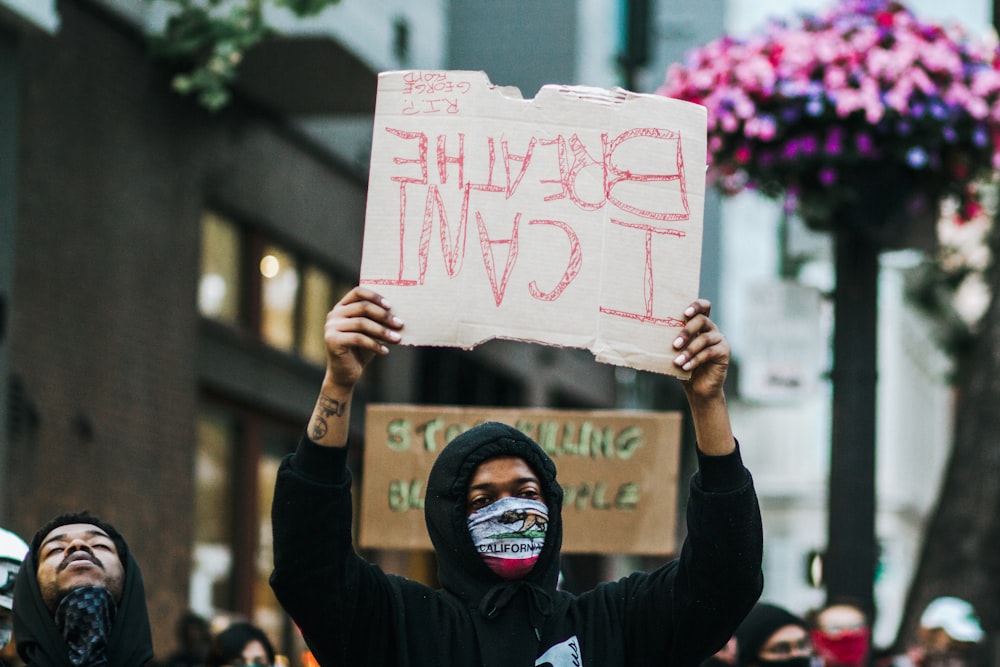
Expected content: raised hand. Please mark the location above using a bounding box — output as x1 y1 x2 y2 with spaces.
323 286 404 391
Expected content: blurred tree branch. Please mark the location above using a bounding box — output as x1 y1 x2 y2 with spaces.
145 0 340 111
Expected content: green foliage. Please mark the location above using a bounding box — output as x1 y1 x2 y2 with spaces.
145 0 340 111
273 0 337 15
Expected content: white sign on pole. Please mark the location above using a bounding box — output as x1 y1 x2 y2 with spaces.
739 280 826 401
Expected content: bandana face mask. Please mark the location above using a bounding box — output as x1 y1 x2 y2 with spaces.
811 627 869 664
467 497 548 580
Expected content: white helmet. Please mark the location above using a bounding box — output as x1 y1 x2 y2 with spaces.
0 527 28 612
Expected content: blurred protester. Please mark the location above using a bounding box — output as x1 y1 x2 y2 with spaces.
701 635 738 667
879 596 984 667
0 528 29 667
205 622 275 667
808 599 871 667
735 602 814 667
208 613 247 639
12 511 153 667
162 612 211 667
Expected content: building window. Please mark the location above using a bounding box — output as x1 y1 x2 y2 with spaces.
198 210 351 364
198 212 242 326
193 401 305 663
299 265 336 366
259 244 299 352
191 406 237 617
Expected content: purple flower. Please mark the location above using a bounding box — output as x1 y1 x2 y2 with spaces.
780 106 801 123
783 190 800 213
819 166 838 185
906 146 929 168
929 100 949 119
825 127 845 153
856 133 876 155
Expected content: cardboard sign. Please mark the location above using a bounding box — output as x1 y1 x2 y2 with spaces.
359 70 707 377
359 404 683 555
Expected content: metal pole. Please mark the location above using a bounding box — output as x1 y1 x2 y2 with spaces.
826 225 879 623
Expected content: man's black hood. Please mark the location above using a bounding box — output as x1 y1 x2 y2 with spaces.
12 513 154 667
423 421 566 666
425 421 564 602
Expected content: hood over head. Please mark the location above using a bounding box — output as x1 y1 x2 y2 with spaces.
425 421 564 603
12 512 153 667
735 602 809 666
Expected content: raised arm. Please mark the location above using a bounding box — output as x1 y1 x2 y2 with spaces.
307 286 404 448
270 286 406 667
670 299 734 456
653 299 762 666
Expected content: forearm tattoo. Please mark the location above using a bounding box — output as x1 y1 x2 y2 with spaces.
310 395 347 440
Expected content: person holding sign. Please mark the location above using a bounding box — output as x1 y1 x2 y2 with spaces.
269 286 763 667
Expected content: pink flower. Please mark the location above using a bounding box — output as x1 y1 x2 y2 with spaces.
719 112 740 133
745 115 778 140
971 69 1000 97
825 66 849 90
885 80 914 113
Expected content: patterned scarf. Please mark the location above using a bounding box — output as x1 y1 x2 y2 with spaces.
53 587 116 667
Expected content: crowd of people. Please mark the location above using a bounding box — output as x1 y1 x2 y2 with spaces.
699 596 986 667
0 286 989 667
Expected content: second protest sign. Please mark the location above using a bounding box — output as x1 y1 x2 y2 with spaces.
360 404 682 555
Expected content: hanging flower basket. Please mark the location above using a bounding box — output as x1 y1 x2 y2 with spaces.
658 0 1000 237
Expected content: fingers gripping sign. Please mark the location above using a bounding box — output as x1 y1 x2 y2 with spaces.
324 287 406 390
671 300 729 390
670 299 735 456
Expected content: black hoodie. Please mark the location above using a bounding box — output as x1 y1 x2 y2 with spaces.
270 422 763 667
